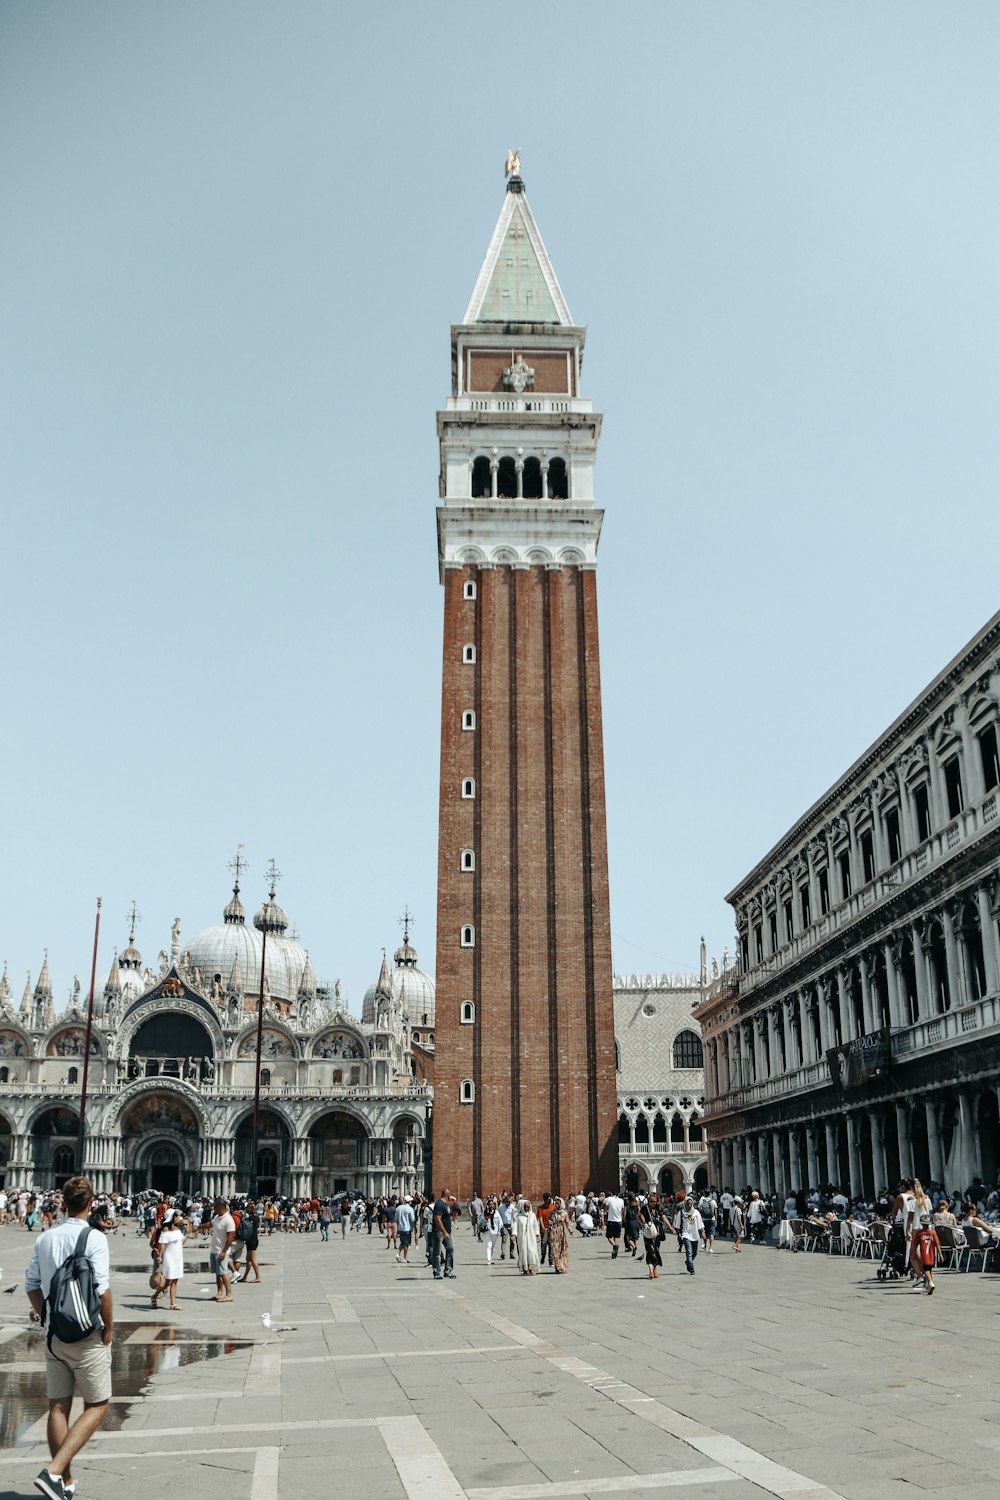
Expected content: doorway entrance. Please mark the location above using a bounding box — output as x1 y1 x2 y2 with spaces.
146 1143 181 1194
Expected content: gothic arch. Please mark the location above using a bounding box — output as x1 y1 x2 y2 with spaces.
23 1098 81 1137
43 1024 103 1060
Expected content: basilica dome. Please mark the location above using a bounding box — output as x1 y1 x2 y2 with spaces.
182 884 308 1004
362 932 435 1027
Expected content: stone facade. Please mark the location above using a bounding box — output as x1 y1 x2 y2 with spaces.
433 174 618 1199
695 609 1000 1198
614 972 709 1196
0 892 433 1200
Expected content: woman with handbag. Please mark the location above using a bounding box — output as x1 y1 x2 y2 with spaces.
639 1193 664 1280
149 1218 166 1307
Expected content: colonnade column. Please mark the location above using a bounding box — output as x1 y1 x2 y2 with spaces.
912 922 930 1020
824 1120 838 1187
957 1094 978 1187
858 960 875 1035
870 1112 888 1194
846 1113 863 1198
925 1099 944 1182
757 1133 770 1194
835 966 854 1043
742 1137 753 1189
771 1130 784 1198
895 1103 912 1178
976 885 1000 994
806 1125 821 1190
944 908 967 1009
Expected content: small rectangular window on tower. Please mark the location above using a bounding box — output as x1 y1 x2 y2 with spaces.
462 710 476 731
460 850 475 871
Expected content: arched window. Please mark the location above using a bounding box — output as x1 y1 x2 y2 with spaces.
688 1112 703 1142
461 1001 475 1024
617 1110 630 1143
471 456 491 498
463 579 478 600
462 644 476 664
460 1078 475 1103
0 1066 8 1083
462 710 476 730
461 849 475 871
260 1068 271 1087
670 1112 685 1143
497 456 516 498
461 925 476 947
652 1113 667 1144
67 1067 79 1085
522 456 542 499
461 778 476 798
673 1030 704 1069
547 457 568 499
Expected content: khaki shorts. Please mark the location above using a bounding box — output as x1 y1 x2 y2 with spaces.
45 1332 112 1404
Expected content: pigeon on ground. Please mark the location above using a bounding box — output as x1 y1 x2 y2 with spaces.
2 1283 18 1295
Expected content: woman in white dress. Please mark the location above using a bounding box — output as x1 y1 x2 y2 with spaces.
482 1199 503 1265
156 1218 186 1310
515 1199 541 1275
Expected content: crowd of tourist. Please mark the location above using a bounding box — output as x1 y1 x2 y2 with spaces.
4 1174 999 1298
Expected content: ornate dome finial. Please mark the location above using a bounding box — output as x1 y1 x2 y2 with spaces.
394 905 419 968
120 901 143 969
254 858 288 934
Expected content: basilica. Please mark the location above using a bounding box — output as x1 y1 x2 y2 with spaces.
0 877 434 1201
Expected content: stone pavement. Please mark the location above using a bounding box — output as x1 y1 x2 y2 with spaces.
1 1221 999 1500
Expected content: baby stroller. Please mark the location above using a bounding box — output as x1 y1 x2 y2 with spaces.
876 1223 908 1280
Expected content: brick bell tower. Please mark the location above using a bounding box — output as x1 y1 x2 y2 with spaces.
433 159 619 1200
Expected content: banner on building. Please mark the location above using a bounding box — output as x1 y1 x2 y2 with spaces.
826 1028 890 1090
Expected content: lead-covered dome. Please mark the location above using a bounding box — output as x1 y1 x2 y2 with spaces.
183 883 307 1004
362 931 435 1026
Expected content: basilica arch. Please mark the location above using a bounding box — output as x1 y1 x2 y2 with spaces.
118 1086 204 1195
307 1107 371 1197
28 1105 80 1189
233 1107 293 1198
0 1106 13 1189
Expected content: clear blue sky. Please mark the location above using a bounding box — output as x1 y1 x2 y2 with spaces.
2 3 997 1009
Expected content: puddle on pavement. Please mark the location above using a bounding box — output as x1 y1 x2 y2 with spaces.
0 1325 254 1449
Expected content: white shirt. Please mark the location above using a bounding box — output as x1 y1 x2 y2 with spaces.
605 1195 624 1224
26 1218 110 1326
676 1210 705 1242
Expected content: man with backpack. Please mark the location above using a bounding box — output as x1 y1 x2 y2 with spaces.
25 1175 113 1500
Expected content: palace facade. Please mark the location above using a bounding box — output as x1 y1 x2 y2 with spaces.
695 610 1000 1199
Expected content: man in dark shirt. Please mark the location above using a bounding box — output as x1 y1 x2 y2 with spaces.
431 1188 456 1279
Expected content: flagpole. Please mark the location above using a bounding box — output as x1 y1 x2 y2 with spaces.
251 869 277 1200
77 897 102 1179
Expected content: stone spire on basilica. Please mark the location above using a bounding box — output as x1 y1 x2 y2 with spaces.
0 963 12 1015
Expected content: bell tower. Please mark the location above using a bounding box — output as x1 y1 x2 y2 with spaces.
433 161 618 1198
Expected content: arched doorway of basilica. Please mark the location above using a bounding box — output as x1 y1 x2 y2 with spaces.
30 1107 79 1189
144 1143 183 1194
309 1110 368 1196
235 1110 290 1197
121 1093 201 1194
0 1110 12 1189
128 1012 215 1081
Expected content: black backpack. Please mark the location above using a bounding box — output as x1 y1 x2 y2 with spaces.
47 1225 102 1352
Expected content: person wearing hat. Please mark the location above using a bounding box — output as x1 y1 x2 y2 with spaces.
395 1194 416 1265
910 1213 941 1294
